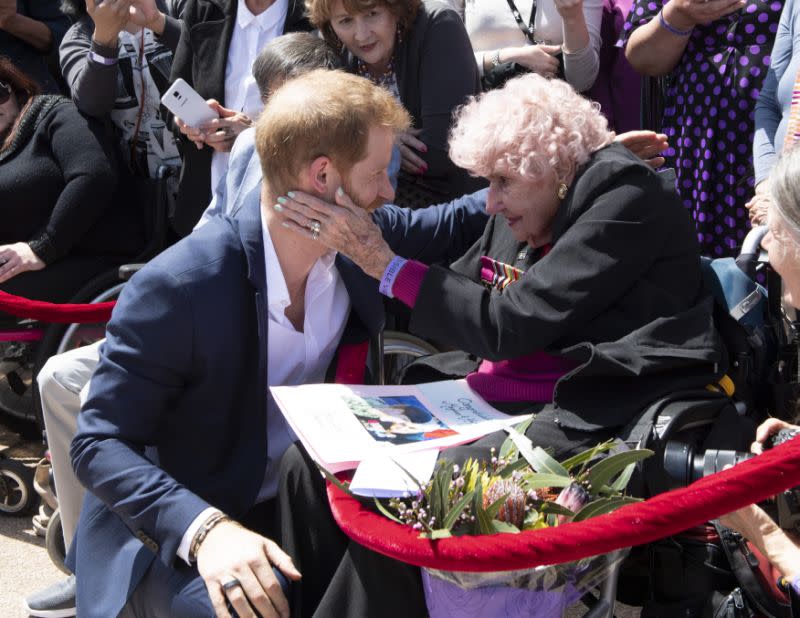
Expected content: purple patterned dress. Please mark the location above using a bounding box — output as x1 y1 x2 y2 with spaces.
620 0 782 256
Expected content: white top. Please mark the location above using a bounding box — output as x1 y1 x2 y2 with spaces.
177 205 350 563
450 0 603 92
210 0 288 194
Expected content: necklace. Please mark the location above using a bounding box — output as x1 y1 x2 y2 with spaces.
356 55 396 90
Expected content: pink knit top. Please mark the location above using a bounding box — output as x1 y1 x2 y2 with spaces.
390 260 578 403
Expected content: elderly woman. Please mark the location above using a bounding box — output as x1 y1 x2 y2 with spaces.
274 73 725 617
717 146 800 600
305 0 485 208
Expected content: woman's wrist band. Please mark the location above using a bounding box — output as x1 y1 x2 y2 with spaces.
379 256 407 298
658 10 693 36
88 50 118 66
188 512 230 562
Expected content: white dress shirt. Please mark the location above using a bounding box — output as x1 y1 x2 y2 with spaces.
210 0 289 194
177 205 350 563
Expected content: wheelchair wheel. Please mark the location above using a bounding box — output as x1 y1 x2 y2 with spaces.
0 332 38 423
30 270 124 429
382 331 439 385
45 507 69 574
0 457 37 515
55 282 123 355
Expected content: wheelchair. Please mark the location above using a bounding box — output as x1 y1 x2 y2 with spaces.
367 226 798 618
0 164 178 517
610 228 799 617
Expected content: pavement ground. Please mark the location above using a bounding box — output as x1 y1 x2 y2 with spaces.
0 415 63 618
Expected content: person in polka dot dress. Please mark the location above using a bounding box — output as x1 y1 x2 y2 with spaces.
621 0 783 257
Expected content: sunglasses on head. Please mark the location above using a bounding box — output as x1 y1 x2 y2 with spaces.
0 82 11 105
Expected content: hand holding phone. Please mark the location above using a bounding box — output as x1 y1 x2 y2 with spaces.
161 78 218 128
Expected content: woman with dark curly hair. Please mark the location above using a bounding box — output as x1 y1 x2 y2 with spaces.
0 57 132 303
305 0 485 208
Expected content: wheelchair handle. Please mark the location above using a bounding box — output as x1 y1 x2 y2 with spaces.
118 263 145 281
735 225 768 279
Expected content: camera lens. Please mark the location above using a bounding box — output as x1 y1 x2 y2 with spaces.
698 449 753 478
663 441 694 487
664 441 754 487
173 92 180 98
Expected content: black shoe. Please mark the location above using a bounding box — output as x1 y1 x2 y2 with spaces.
23 575 76 618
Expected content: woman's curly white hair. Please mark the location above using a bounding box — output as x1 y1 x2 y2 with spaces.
448 74 613 183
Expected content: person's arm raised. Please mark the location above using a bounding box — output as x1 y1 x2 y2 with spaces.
625 0 745 77
0 0 54 52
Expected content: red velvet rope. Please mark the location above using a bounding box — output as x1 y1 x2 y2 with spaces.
0 290 115 323
327 437 800 572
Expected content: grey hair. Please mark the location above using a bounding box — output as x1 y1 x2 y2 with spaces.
770 145 800 246
251 33 342 99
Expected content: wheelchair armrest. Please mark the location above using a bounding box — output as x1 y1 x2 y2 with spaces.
118 264 145 281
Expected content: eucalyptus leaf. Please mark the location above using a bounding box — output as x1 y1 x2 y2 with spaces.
484 494 509 520
388 458 426 492
560 441 616 473
373 497 403 525
476 506 495 535
471 479 502 535
319 466 354 497
585 450 653 492
470 476 487 534
524 472 574 490
442 490 475 530
571 496 641 522
497 457 529 479
507 427 569 476
514 416 534 434
609 461 637 493
431 461 451 523
491 520 520 534
524 510 541 527
499 417 534 461
529 500 575 517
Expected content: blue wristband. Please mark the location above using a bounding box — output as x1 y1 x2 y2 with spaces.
658 10 693 37
379 256 407 298
791 574 800 596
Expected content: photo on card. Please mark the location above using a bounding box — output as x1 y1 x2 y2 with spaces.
344 395 458 445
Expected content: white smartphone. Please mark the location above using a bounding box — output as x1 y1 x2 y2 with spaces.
161 78 218 128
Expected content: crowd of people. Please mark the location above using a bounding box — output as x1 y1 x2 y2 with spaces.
2 0 800 616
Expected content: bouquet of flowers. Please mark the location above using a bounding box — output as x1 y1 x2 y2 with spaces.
325 419 653 617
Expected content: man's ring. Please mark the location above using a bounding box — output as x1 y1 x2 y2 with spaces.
221 577 242 594
309 219 322 240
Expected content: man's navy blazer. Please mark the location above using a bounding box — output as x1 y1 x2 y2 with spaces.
67 184 488 617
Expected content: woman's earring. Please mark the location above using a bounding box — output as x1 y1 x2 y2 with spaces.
557 183 568 200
